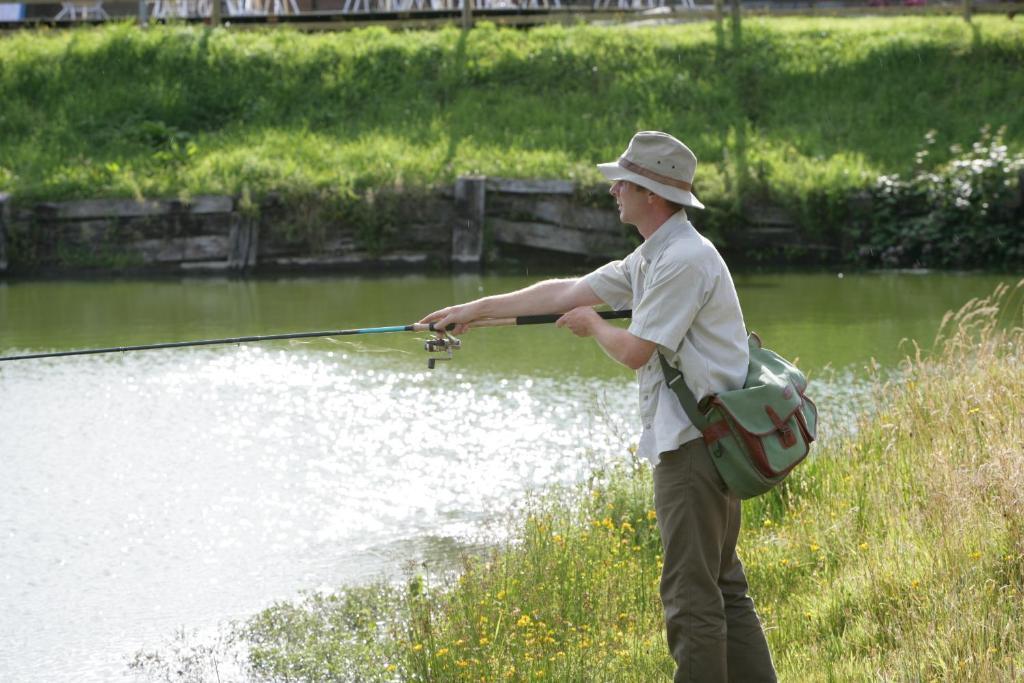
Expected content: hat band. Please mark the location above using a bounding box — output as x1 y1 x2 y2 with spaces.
619 158 692 192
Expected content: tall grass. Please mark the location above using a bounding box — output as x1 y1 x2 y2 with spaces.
1 17 1022 232
134 282 1024 682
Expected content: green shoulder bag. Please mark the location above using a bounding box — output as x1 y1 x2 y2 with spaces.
658 333 817 499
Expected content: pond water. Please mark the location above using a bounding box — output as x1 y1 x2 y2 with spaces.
0 270 1016 681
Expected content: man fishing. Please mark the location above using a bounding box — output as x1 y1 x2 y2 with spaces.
420 131 777 682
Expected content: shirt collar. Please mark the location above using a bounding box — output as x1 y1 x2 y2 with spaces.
639 210 694 263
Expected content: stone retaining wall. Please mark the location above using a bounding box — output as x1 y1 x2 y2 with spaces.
0 178 820 276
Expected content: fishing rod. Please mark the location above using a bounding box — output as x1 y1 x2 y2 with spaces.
0 309 633 369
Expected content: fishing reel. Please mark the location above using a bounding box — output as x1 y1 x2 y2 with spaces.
424 334 461 369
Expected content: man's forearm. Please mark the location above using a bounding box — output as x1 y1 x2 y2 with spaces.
569 316 655 371
469 278 600 319
422 277 605 334
595 324 654 369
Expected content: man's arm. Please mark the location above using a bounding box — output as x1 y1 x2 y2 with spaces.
556 307 655 371
419 277 603 334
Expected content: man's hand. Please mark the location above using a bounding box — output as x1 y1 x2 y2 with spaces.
419 303 479 336
556 306 603 337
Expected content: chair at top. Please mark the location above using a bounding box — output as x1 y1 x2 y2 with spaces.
149 0 299 17
227 0 300 14
55 0 108 19
150 0 208 17
592 0 666 8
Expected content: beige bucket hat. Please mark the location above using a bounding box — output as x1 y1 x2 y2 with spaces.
597 131 704 210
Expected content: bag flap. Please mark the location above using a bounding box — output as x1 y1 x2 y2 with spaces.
713 382 805 437
746 334 808 394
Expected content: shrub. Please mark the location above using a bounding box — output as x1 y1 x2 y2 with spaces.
859 127 1024 269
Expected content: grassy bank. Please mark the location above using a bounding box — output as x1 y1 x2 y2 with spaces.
132 282 1024 681
1 18 1022 241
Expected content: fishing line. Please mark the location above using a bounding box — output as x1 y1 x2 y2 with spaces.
0 310 633 368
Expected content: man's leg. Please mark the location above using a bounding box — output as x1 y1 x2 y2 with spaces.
654 438 777 682
719 498 777 682
653 439 731 683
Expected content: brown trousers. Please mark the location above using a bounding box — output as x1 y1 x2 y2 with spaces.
653 439 777 683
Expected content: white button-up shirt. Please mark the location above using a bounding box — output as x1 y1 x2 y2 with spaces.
583 211 749 466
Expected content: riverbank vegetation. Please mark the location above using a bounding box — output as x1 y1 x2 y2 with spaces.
1 17 1022 265
131 282 1024 681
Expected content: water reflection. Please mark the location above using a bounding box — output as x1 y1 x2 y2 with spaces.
0 346 636 681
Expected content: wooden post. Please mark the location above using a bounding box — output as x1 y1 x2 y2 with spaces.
730 0 741 32
452 176 485 268
461 0 473 30
138 0 148 26
714 0 723 26
0 193 9 273
963 0 972 22
227 213 260 271
210 0 221 25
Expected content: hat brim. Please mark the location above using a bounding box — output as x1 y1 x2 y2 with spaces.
597 161 705 210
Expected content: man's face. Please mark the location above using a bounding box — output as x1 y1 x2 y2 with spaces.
609 179 648 226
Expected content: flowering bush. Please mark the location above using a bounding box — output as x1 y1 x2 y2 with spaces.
860 127 1024 269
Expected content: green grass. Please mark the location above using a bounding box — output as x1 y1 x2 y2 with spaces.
1 17 1022 238
128 281 1024 682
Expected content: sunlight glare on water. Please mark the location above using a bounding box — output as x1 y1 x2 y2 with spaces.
0 345 635 682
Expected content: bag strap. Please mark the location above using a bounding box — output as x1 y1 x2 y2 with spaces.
657 351 711 431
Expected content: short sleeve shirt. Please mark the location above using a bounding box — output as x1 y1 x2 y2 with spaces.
583 211 749 466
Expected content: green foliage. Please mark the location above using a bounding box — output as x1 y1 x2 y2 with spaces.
243 586 404 681
859 126 1024 269
1 18 1022 253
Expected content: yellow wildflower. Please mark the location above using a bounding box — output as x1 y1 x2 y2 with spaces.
517 614 532 628
412 643 423 652
647 509 657 521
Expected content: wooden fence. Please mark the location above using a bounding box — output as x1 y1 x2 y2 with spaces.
0 178 644 274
